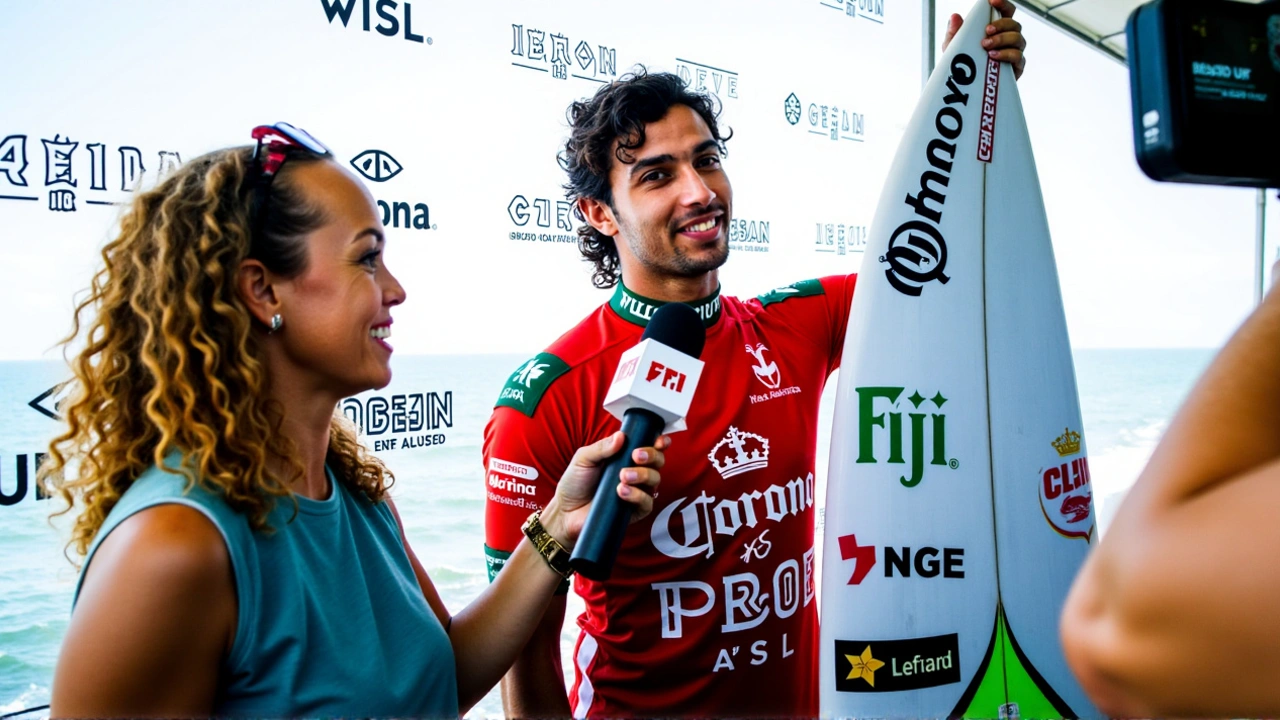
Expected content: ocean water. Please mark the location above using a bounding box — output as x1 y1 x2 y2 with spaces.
0 348 1214 718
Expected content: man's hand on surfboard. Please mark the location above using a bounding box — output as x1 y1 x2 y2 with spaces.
943 0 1027 80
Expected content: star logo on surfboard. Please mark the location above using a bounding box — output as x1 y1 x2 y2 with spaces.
834 635 961 693
845 646 884 686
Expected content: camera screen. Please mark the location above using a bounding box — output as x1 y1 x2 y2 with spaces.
1129 0 1279 187
1180 5 1277 123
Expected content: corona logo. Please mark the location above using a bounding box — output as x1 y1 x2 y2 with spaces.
708 426 770 479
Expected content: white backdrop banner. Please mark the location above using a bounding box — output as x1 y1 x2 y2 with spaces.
0 1 921 712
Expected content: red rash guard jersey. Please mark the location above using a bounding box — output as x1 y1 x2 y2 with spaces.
483 275 856 718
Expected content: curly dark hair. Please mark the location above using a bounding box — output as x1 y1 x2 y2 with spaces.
559 66 731 288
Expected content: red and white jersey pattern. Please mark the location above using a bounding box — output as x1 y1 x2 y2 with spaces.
484 275 856 717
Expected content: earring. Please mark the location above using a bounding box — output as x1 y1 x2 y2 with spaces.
269 314 283 333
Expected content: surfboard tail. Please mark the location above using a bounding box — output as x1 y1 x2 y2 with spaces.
982 48 1101 720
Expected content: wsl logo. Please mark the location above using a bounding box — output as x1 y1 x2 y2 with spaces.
855 386 957 488
881 54 977 297
320 0 431 45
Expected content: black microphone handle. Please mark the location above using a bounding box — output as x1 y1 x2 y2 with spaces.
569 408 666 581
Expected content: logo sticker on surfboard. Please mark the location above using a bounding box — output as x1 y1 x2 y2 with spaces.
834 635 962 692
878 53 978 297
855 386 959 488
1039 427 1094 541
977 57 1001 162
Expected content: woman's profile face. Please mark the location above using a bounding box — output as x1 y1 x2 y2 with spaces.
270 159 406 397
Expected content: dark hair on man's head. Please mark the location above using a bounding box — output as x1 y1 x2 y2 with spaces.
559 66 731 288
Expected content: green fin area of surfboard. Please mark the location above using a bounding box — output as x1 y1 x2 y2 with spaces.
958 608 1064 720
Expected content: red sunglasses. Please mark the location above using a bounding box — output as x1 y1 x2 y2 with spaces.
248 122 331 236
251 122 330 178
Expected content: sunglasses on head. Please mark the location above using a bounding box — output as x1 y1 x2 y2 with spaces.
247 122 332 237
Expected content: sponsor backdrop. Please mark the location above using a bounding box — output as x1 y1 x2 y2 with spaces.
0 1 919 716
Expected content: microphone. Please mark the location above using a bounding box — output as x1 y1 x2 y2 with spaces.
569 302 707 580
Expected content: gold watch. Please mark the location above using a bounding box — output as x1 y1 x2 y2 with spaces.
522 511 574 579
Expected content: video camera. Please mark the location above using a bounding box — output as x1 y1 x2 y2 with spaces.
1127 0 1279 187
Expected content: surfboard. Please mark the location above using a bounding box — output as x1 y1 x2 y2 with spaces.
818 2 1099 718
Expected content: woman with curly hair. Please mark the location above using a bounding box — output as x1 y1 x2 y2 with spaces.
42 123 666 718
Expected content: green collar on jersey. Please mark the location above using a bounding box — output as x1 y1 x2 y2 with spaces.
609 283 722 329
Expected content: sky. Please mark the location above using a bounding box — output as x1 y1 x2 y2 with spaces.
930 0 1279 349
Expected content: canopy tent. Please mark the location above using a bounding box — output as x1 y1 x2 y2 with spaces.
1015 0 1147 63
936 0 1274 303
1015 0 1272 63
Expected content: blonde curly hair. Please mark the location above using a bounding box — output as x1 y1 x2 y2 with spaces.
41 145 394 557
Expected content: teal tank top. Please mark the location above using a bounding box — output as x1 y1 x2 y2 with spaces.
74 456 459 718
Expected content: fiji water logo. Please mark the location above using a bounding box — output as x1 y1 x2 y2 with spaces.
1040 427 1094 541
855 386 957 488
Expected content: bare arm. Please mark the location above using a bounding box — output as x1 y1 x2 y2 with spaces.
394 500 567 715
1061 283 1280 717
397 432 665 715
500 595 571 718
50 505 236 718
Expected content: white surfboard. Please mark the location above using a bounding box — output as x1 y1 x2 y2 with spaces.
818 2 1099 717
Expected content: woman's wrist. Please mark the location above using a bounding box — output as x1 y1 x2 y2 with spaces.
538 498 574 551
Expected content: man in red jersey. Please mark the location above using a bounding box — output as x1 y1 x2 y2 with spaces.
484 4 1028 716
